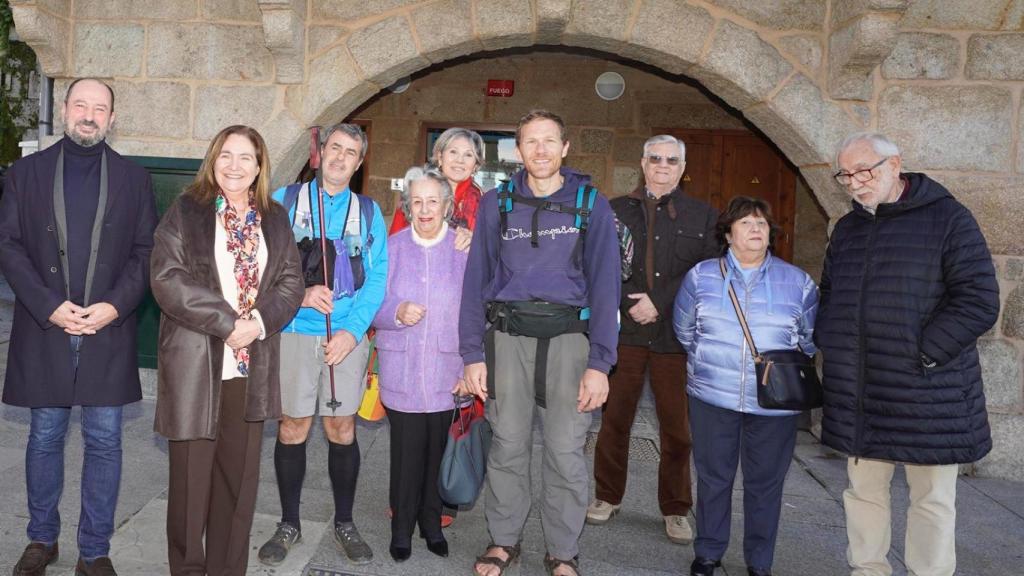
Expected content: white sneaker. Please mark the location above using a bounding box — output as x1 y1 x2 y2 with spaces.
665 514 693 544
585 499 621 525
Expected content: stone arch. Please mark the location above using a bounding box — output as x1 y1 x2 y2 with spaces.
279 1 860 220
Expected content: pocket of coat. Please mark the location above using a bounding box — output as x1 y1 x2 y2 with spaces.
673 227 709 262
375 332 407 352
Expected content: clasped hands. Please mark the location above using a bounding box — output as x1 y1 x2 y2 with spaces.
454 363 609 413
49 300 118 335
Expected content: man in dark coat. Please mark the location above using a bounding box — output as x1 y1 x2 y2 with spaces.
0 78 157 576
588 135 717 546
817 132 999 576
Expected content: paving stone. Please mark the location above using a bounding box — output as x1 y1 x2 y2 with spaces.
73 0 196 20
744 74 858 167
625 0 714 75
967 33 1024 80
777 33 823 72
193 84 278 141
901 0 1010 30
695 20 793 110
411 0 480 62
704 0 827 31
878 85 1012 172
348 16 428 86
978 338 1022 407
148 23 274 82
73 23 144 78
882 32 960 80
476 0 534 51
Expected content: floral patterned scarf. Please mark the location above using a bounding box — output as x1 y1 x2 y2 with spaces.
217 192 262 376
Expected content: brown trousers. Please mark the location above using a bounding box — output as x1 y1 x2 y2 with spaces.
593 346 693 516
167 378 264 576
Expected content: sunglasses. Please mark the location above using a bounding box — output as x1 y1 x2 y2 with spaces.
645 154 682 166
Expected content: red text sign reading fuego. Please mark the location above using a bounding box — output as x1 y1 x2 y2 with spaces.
486 79 515 97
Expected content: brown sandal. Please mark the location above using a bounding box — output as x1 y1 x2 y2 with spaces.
544 554 582 576
474 543 521 575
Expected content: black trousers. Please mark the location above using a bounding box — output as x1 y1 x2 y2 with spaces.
689 396 797 571
385 406 453 546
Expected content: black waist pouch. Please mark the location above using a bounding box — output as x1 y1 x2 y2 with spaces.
487 301 588 339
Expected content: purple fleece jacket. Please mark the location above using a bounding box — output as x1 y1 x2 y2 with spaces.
458 168 621 373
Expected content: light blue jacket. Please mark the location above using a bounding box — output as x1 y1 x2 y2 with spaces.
272 183 388 341
673 250 818 416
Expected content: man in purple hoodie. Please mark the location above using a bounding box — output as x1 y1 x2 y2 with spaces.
458 110 621 576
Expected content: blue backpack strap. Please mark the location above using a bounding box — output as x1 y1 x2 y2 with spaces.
574 184 597 232
497 180 515 235
283 182 303 225
355 193 376 251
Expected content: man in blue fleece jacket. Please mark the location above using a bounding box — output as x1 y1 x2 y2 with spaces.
458 110 620 576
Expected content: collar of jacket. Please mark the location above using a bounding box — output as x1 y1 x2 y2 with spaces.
628 184 678 220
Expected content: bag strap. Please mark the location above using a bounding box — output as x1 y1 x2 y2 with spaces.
284 182 304 227
719 257 760 360
356 193 376 251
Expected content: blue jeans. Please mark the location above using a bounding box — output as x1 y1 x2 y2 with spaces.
26 404 124 559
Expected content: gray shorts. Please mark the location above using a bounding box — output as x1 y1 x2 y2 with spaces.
279 332 370 418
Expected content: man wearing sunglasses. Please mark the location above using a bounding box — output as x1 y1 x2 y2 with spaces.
817 132 999 576
588 135 718 545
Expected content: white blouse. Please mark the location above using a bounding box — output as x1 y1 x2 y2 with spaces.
214 215 269 380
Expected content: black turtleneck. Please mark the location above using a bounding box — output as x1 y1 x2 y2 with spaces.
62 137 103 305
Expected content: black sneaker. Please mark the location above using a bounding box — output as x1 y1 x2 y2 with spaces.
334 521 373 565
257 522 302 566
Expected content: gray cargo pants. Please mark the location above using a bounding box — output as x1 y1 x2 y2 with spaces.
484 330 591 560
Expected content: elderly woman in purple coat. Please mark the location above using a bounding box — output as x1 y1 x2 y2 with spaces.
372 165 468 563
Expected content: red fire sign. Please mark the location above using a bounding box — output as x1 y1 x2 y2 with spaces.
487 79 515 97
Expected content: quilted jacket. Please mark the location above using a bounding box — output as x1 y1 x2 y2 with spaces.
815 172 999 465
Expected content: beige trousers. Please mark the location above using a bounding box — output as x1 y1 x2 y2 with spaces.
844 457 959 576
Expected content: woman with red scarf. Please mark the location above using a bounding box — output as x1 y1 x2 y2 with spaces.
390 127 483 250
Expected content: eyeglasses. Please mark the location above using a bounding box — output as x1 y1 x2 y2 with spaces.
833 157 890 186
645 154 682 166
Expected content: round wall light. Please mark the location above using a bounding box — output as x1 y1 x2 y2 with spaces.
595 71 626 101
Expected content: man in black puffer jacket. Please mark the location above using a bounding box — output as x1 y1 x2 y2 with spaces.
817 132 999 576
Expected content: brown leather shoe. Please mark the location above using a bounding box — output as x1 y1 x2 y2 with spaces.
13 542 58 576
75 556 117 576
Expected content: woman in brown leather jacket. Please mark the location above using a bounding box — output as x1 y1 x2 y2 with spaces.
150 125 303 576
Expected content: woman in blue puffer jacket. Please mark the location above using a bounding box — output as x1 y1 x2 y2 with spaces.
672 196 818 576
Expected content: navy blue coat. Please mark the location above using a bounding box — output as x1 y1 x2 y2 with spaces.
0 139 157 407
815 173 999 465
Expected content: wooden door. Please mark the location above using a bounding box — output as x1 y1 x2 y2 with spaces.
657 128 797 262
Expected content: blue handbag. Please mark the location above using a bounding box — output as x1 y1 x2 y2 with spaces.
438 396 492 506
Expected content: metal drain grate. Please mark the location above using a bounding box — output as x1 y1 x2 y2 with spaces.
584 431 661 462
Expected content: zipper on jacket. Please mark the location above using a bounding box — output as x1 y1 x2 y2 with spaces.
854 217 880 456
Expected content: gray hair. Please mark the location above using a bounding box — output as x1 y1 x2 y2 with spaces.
643 134 686 160
432 127 485 166
400 164 454 221
834 132 900 168
321 122 368 161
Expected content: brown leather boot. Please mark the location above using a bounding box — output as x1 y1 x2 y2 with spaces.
13 542 58 576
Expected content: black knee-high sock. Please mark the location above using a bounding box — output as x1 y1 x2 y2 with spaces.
328 439 360 524
274 439 307 530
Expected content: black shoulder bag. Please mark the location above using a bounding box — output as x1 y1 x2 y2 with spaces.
719 258 823 411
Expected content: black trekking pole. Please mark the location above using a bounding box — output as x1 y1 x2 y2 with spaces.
309 126 342 413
